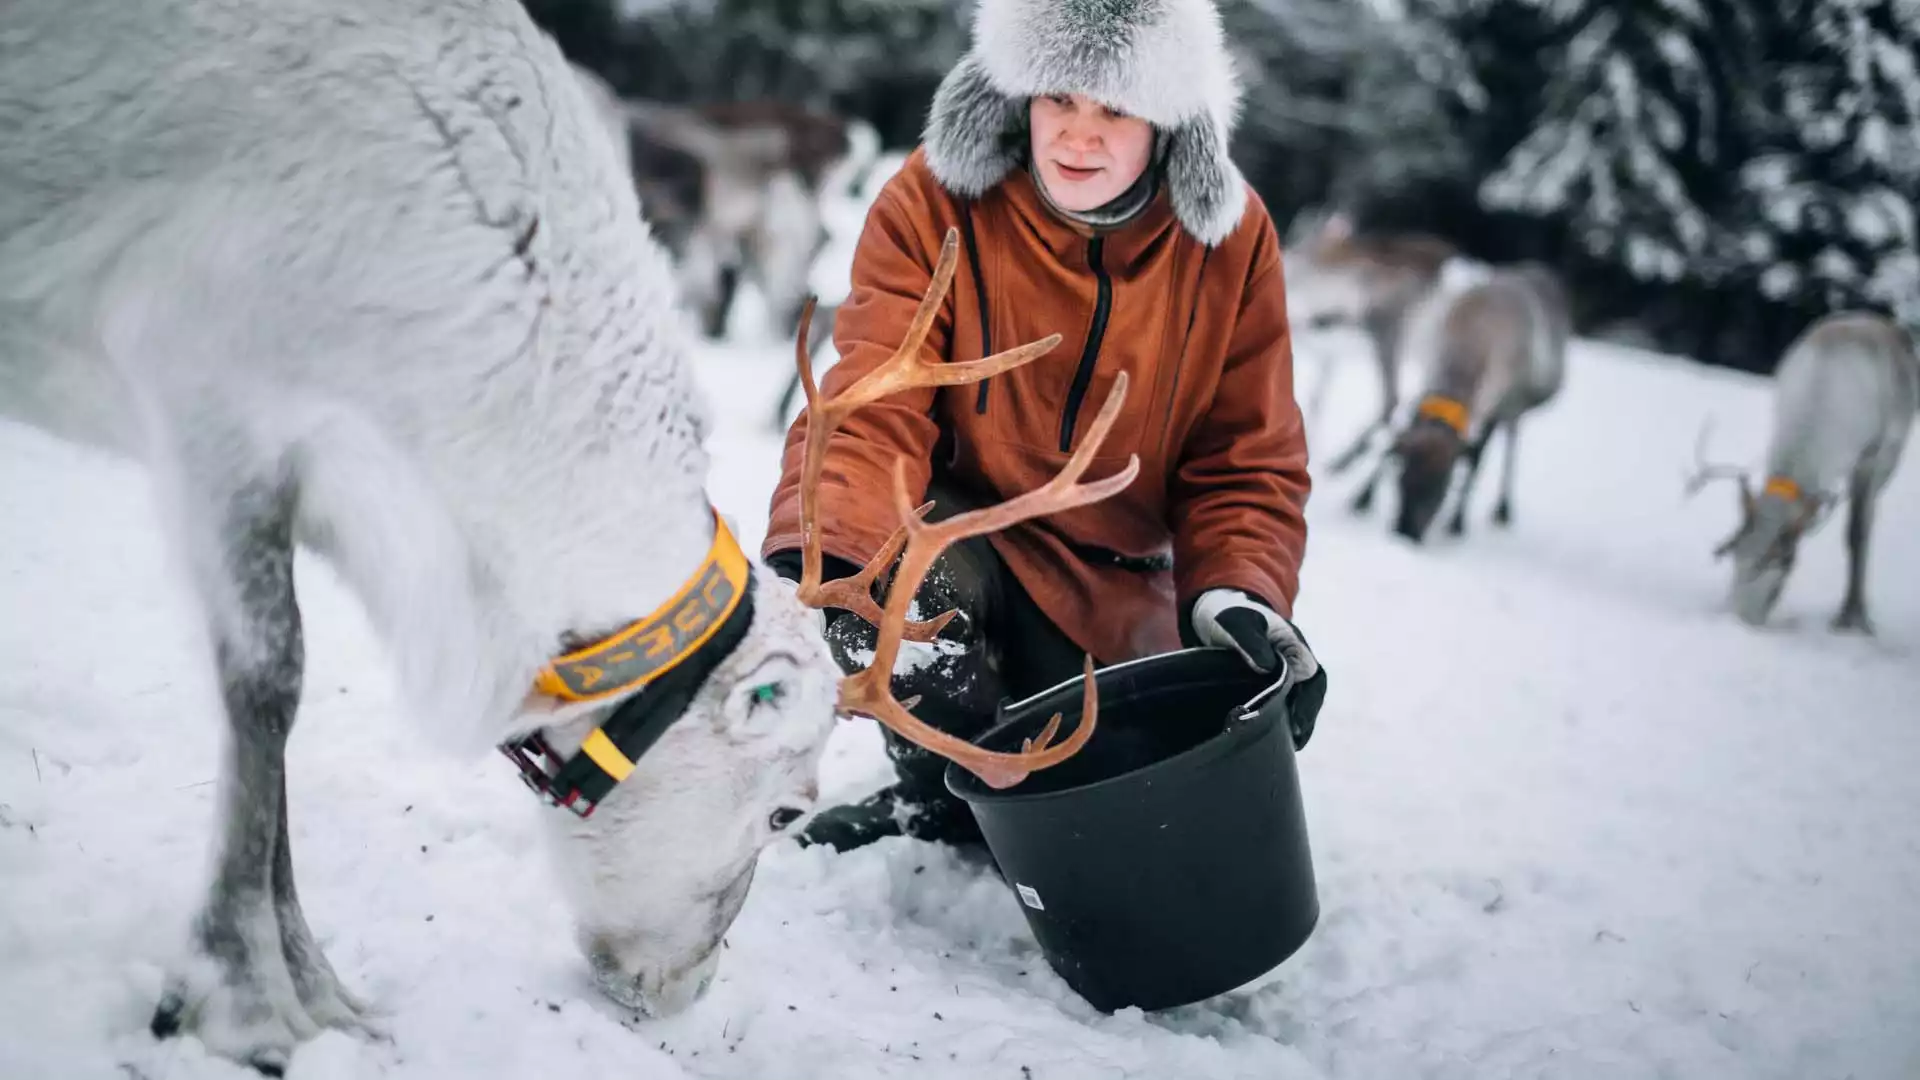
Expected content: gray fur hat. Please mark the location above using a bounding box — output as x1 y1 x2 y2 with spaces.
924 0 1248 246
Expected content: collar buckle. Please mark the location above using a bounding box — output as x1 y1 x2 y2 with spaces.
499 733 599 818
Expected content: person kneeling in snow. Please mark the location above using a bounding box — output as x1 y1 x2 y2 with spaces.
762 0 1327 853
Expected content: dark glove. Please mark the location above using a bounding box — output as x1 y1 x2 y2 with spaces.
1187 588 1327 750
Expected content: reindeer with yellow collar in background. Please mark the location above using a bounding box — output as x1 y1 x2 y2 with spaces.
1348 260 1572 542
1685 312 1918 632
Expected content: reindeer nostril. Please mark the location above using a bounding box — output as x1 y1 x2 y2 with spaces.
769 806 805 832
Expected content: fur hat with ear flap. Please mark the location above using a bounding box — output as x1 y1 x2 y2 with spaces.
923 0 1248 247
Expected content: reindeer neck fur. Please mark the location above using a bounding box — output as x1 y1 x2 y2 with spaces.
0 0 724 754
1407 265 1567 427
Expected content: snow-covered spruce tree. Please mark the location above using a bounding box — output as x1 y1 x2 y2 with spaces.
529 0 1484 225
1225 0 1485 215
1469 0 1763 287
526 0 971 145
1733 0 1920 332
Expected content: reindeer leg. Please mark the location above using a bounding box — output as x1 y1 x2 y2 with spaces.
1832 470 1877 634
149 467 324 1075
1446 424 1499 536
1492 420 1521 526
1349 444 1393 514
272 778 381 1037
1326 420 1387 474
1329 318 1404 475
1304 338 1336 425
1372 312 1403 428
705 263 740 339
770 369 805 432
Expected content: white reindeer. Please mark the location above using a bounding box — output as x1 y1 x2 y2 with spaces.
0 0 1117 1072
1686 312 1918 631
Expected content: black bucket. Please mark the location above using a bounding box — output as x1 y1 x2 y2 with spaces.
945 647 1318 1013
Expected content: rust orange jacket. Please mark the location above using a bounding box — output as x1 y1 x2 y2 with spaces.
762 149 1311 666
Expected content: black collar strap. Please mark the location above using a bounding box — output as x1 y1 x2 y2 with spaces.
500 508 757 818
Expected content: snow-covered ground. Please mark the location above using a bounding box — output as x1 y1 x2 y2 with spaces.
5 208 1920 1076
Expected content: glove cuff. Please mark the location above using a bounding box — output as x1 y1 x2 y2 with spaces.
1191 587 1270 625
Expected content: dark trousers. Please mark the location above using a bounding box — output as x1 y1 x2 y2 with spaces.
823 478 1091 820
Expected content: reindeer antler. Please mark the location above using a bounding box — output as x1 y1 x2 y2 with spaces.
792 226 1139 789
1682 417 1754 507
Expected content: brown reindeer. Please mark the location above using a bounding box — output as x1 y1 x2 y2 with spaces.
1282 209 1459 471
1349 261 1571 541
572 65 880 343
632 100 877 340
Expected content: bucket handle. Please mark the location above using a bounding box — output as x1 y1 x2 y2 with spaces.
1228 657 1307 750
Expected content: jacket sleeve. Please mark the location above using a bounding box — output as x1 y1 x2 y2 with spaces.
761 183 950 573
1167 216 1312 621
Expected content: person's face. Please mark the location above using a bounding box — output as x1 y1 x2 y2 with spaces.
1028 93 1154 212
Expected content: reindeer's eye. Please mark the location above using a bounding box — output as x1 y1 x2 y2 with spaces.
748 682 784 711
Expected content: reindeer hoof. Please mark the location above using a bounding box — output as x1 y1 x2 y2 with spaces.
1446 516 1466 537
1492 502 1512 527
1831 608 1875 635
148 960 322 1073
149 989 187 1039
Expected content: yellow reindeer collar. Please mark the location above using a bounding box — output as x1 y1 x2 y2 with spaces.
1762 475 1802 502
532 509 753 704
1416 395 1471 438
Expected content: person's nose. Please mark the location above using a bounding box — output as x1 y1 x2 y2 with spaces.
1058 123 1101 156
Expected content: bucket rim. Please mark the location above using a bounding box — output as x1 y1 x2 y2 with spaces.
945 646 1290 806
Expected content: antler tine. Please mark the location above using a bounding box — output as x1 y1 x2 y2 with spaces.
791 226 1064 642
803 501 961 643
894 371 1140 557
837 374 1141 789
791 297 955 642
848 654 1103 791
792 227 1125 787
1682 417 1753 501
823 228 1067 412
793 294 836 601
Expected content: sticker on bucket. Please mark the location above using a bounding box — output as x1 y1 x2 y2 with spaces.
1016 883 1045 911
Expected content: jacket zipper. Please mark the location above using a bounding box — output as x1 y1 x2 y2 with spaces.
1058 236 1112 451
962 207 995 414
